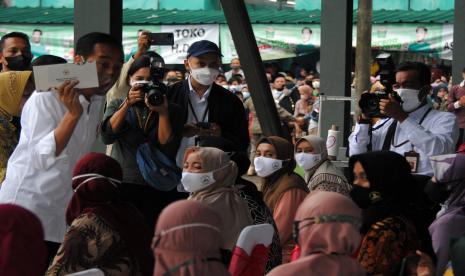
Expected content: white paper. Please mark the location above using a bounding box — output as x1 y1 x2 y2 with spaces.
33 62 99 91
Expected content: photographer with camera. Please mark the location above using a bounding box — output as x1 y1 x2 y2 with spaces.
349 61 458 176
100 51 185 230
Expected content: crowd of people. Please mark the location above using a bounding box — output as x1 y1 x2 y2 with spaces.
0 29 464 276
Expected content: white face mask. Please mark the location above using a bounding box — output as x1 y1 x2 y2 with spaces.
130 80 150 87
189 62 219 86
396 88 422 112
229 85 242 91
254 156 283 177
181 171 215 193
242 91 251 99
295 153 321 171
312 81 320 89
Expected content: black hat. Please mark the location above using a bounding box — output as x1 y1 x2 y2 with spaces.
187 40 223 58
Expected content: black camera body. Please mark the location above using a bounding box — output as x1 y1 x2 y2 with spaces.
137 51 167 106
140 79 167 106
358 52 400 118
359 91 389 118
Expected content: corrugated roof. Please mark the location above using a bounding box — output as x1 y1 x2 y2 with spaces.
0 7 454 25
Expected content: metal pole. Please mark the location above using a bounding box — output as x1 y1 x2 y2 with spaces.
354 0 372 118
452 0 465 85
319 0 354 145
220 0 285 137
74 0 122 46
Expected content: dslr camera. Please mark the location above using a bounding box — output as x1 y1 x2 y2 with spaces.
358 53 401 118
140 79 167 106
139 51 167 106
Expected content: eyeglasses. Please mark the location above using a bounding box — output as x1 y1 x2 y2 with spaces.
292 214 362 245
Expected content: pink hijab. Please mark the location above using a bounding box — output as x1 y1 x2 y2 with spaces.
267 191 365 276
152 200 230 276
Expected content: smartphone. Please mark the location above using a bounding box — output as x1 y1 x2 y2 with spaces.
148 32 174 46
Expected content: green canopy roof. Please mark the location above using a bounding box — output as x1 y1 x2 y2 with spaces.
0 7 454 25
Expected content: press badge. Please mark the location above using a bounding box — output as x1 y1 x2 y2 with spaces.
404 151 420 173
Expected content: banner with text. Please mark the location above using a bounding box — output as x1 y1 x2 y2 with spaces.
0 23 455 64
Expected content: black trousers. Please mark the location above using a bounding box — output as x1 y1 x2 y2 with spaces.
119 183 188 232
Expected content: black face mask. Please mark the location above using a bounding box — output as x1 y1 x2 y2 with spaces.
424 179 452 204
5 55 32 71
350 185 383 209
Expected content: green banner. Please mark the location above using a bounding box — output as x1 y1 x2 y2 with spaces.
0 23 455 64
220 23 449 62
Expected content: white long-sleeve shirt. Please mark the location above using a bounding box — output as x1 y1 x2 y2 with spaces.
0 91 103 243
349 104 458 176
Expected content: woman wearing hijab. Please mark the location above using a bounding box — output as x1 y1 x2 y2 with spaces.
196 135 282 271
153 200 230 276
427 153 465 275
46 153 153 276
254 136 309 263
182 147 253 251
295 135 351 195
0 204 47 276
0 71 34 183
267 191 365 276
349 151 423 275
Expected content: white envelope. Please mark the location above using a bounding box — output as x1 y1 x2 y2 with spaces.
33 62 99 91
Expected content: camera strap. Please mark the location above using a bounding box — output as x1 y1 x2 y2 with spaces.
134 107 154 134
382 107 432 150
187 97 209 123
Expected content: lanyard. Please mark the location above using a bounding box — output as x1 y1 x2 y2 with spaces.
392 108 432 148
134 107 153 134
187 97 209 123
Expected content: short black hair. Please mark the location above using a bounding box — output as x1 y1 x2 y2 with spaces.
272 74 286 83
462 67 465 73
32 29 42 35
416 26 428 33
301 27 312 34
75 32 123 59
31 55 66 67
228 75 243 85
397 61 431 87
0 32 30 52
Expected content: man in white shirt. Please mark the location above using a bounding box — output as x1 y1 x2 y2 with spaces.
0 32 124 261
349 62 458 176
225 58 245 81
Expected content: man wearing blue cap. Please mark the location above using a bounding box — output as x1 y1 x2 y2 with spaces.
167 40 249 167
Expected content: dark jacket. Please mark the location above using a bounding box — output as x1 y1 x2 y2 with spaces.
167 80 250 151
279 87 300 115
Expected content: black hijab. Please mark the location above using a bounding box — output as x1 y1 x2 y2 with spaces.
348 151 416 233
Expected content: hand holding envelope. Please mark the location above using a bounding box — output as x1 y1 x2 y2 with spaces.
33 62 99 92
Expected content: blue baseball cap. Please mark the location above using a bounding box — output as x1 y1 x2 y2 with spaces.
187 40 223 58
